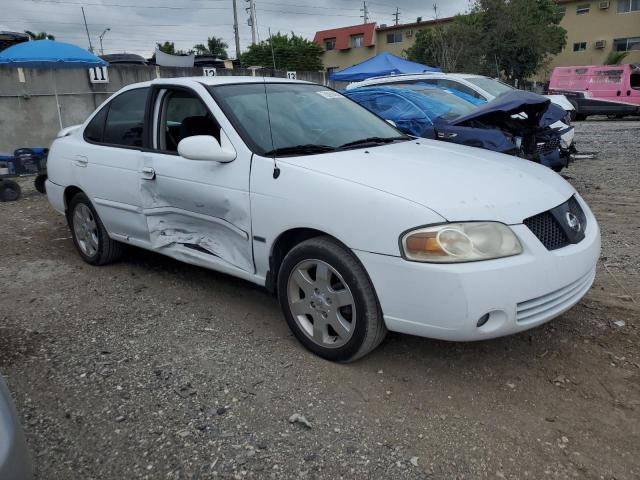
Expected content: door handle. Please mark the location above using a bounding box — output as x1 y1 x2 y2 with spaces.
141 166 156 180
73 155 88 167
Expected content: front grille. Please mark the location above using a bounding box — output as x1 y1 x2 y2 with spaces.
536 137 561 154
523 211 570 250
524 195 587 251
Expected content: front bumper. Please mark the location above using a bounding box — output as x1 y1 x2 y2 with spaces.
355 196 600 341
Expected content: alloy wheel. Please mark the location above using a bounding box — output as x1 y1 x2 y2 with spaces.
287 259 356 348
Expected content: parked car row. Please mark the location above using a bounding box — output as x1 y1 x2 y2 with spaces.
45 76 600 362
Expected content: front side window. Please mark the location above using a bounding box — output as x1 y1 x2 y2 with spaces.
102 88 148 147
617 0 640 13
573 41 588 51
351 34 364 48
324 38 336 50
210 83 406 156
156 89 220 152
576 3 591 14
386 32 403 43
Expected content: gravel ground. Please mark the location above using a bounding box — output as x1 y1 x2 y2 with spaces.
1 118 639 480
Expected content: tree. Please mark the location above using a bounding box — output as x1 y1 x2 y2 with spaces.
405 14 483 73
604 50 629 65
406 0 566 81
207 36 228 59
241 33 323 71
25 31 55 40
157 41 177 55
472 0 566 80
193 36 229 59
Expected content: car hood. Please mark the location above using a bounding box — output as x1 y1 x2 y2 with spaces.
451 90 550 127
283 140 574 224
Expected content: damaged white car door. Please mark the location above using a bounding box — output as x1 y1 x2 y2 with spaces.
140 84 253 273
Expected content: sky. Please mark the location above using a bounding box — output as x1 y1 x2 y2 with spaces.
1 0 472 58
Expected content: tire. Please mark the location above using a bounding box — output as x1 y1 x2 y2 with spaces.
0 179 21 202
574 114 587 121
34 174 47 194
67 192 124 265
277 236 387 362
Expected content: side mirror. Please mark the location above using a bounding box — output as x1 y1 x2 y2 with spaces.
177 134 236 163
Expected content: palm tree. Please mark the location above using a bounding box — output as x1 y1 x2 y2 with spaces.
25 31 55 40
604 50 629 65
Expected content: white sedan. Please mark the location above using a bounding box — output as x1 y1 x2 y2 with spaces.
46 76 600 361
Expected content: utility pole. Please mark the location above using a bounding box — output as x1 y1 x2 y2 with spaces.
360 1 369 24
246 0 257 45
81 7 94 53
99 28 110 55
393 7 400 25
232 0 241 59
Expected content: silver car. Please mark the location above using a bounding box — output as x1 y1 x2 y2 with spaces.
0 375 33 480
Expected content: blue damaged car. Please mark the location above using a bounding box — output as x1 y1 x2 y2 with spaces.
343 84 575 171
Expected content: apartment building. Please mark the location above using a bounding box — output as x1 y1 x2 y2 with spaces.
313 0 639 77
549 0 640 71
313 17 452 74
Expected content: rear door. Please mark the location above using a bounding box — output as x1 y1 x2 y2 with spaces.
141 84 254 273
78 87 150 243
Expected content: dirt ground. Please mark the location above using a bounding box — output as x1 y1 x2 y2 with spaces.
1 118 639 480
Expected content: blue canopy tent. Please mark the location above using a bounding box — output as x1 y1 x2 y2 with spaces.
329 52 440 82
0 40 108 128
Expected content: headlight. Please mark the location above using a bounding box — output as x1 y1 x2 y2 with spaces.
401 222 523 263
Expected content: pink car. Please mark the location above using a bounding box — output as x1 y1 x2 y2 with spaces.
549 64 640 120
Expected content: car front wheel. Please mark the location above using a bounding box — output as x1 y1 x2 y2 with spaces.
68 192 123 265
277 236 387 362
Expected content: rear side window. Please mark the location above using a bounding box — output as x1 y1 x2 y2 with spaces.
102 88 148 147
84 105 108 142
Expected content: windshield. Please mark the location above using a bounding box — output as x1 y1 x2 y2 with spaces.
210 83 407 156
463 77 514 97
387 83 478 121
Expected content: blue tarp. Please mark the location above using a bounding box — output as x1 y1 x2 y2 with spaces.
329 52 440 81
0 39 108 68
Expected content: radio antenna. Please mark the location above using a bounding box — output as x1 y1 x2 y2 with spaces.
262 78 280 179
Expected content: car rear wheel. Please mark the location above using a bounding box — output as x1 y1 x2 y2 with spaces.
68 192 124 265
277 236 387 362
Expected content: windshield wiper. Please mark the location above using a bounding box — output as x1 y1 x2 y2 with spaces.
338 136 408 150
262 144 336 157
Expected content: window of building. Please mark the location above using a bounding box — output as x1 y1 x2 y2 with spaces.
573 42 588 51
350 34 364 48
386 31 403 43
576 3 591 14
613 36 640 51
617 0 640 13
324 38 336 50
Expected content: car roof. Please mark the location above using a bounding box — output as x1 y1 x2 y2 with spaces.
119 76 313 91
347 72 487 88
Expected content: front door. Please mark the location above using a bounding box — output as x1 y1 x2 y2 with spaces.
140 85 254 273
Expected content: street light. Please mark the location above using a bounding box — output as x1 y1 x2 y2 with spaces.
99 28 110 55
